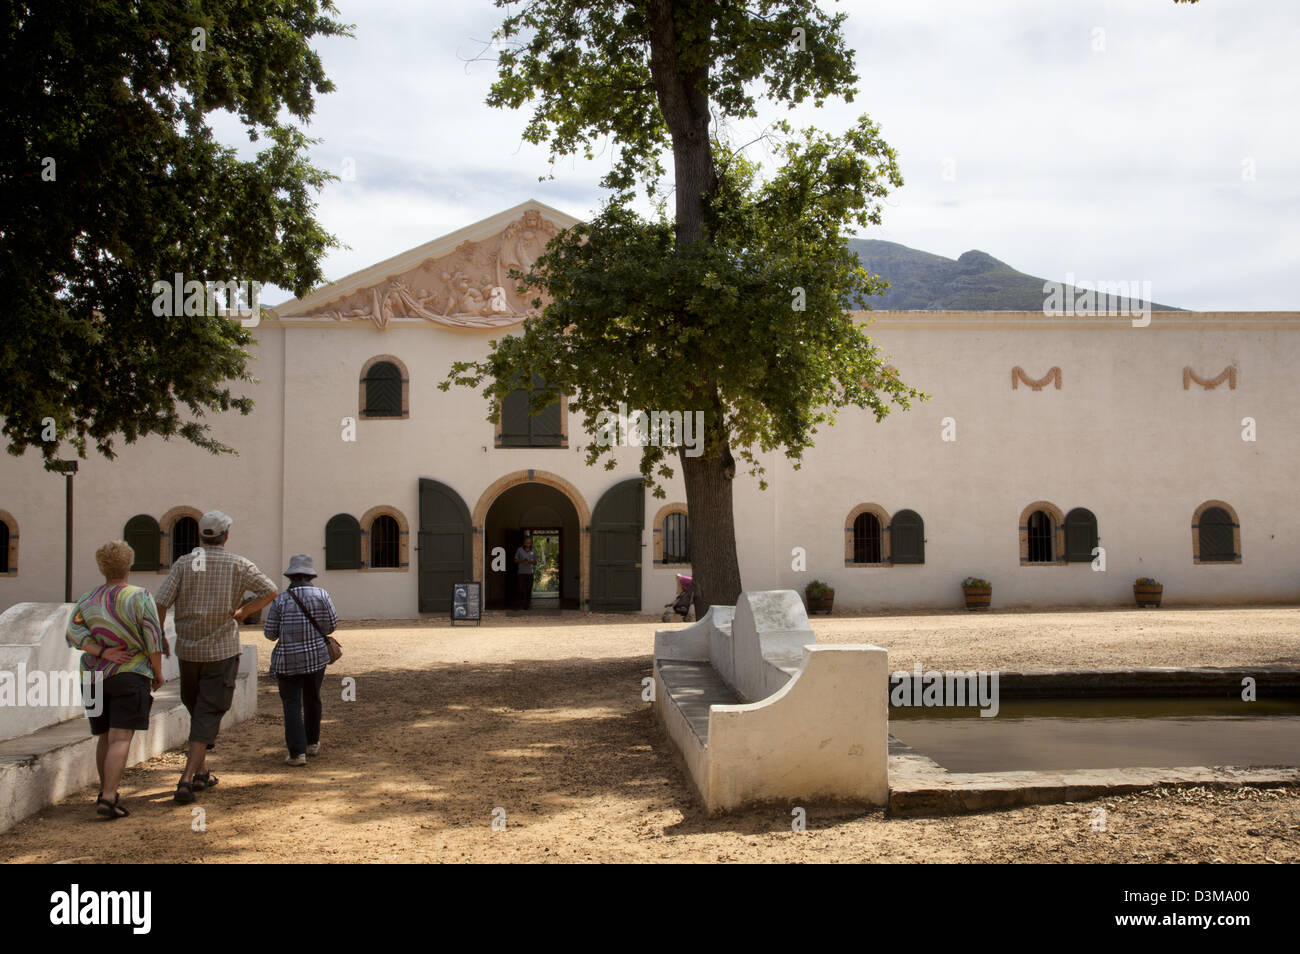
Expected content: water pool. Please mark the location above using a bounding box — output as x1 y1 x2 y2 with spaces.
888 697 1300 773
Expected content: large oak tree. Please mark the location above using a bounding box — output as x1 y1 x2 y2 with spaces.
0 0 348 461
447 0 922 613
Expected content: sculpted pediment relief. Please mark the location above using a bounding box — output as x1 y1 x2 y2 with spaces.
301 210 559 330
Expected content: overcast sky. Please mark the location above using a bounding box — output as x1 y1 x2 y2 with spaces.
224 0 1299 312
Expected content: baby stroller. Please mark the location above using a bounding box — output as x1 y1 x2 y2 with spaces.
662 574 694 623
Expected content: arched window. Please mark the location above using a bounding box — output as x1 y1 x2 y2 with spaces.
0 520 9 574
171 516 200 565
364 361 402 417
890 510 925 564
853 512 883 564
359 355 409 419
498 373 565 447
359 506 410 571
123 515 161 572
845 504 891 566
325 514 362 570
370 514 401 568
1026 510 1054 563
1019 501 1065 566
1064 508 1099 563
663 512 690 565
1194 502 1240 563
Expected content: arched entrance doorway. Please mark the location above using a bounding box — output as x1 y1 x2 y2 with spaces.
480 478 583 610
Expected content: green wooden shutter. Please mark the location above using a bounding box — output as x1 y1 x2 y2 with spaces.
590 478 644 611
1064 508 1098 562
123 515 160 571
364 361 403 417
417 478 473 613
325 514 362 570
1199 507 1236 561
500 378 532 446
530 394 563 445
499 373 562 446
890 510 925 564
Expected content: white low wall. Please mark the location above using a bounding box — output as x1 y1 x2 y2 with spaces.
0 605 257 834
0 603 181 742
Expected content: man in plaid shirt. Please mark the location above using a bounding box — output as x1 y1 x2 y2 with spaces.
156 510 277 803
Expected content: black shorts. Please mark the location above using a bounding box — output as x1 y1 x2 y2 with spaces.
180 655 240 746
86 672 153 735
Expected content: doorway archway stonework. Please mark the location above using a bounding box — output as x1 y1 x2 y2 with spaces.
472 470 592 607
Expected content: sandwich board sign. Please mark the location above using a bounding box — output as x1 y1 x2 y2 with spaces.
451 581 481 625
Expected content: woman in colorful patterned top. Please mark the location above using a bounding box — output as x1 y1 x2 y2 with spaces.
65 540 165 819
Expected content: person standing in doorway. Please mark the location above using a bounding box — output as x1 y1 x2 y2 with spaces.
514 534 537 610
156 510 277 804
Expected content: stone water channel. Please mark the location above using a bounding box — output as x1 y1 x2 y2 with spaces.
889 696 1300 773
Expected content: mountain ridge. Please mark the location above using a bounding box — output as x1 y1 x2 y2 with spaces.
849 239 1182 312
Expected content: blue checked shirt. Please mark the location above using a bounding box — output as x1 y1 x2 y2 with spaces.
263 584 338 675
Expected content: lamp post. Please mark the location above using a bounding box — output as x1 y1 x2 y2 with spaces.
49 460 78 602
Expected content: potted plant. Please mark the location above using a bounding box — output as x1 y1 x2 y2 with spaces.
1134 577 1163 608
961 577 992 611
805 580 835 615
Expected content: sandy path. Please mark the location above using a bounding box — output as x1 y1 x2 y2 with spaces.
1 608 1297 863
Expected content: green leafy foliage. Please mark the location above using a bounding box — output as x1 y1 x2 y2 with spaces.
443 124 922 497
464 0 923 608
489 0 859 199
0 1 349 462
804 580 834 599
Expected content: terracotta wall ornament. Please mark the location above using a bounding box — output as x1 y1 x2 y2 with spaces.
303 210 560 330
1183 366 1237 390
1011 366 1062 391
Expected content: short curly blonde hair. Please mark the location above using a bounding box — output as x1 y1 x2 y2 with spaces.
95 540 134 580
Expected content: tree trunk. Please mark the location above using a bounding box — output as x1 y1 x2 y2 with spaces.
680 441 742 615
647 2 740 613
645 0 716 247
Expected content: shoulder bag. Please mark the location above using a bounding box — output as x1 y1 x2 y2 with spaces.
286 587 343 665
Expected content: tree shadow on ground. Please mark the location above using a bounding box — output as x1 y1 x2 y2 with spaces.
0 655 728 862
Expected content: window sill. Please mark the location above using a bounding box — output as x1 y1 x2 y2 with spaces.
844 561 892 568
359 565 409 573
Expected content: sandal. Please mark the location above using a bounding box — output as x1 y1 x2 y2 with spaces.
174 779 195 804
192 771 219 792
95 794 129 819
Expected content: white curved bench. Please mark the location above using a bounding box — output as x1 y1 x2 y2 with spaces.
653 590 889 814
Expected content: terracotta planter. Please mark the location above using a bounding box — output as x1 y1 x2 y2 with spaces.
807 595 835 615
962 586 992 611
1134 583 1163 608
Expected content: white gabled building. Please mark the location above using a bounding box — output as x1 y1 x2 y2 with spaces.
2 200 1298 618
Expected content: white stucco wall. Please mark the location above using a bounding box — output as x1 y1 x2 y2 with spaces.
2 289 1297 619
750 312 1300 611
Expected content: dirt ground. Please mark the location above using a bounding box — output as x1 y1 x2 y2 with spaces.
2 606 1298 864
